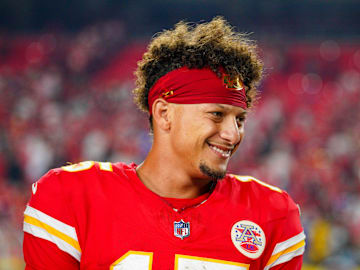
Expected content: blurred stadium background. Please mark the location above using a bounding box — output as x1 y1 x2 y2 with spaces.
0 0 359 269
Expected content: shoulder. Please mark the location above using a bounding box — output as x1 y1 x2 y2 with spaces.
224 174 299 219
225 174 284 200
24 161 137 263
26 160 135 221
41 161 134 184
30 161 135 204
227 174 283 193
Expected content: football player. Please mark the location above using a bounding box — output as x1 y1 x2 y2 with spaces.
23 17 305 269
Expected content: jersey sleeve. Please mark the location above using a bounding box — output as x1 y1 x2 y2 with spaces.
23 169 81 270
263 192 306 270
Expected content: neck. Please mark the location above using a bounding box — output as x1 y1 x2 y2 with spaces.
136 146 214 199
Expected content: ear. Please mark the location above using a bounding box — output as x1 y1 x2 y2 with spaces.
152 98 171 131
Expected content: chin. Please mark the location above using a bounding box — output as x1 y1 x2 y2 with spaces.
199 161 227 180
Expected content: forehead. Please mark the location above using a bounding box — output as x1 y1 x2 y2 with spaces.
195 103 247 114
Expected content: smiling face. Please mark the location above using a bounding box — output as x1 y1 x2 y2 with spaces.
169 103 246 180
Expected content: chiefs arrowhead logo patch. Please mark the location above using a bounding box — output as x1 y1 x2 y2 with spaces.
223 74 244 91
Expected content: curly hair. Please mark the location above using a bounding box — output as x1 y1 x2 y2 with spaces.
133 16 263 116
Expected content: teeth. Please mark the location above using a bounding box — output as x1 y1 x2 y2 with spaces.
209 144 231 157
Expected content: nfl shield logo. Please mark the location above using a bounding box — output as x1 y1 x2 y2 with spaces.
174 219 190 240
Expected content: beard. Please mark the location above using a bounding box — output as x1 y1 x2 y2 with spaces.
199 161 226 180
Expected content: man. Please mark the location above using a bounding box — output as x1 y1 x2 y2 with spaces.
23 17 305 269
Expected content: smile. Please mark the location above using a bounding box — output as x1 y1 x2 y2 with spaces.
207 143 232 158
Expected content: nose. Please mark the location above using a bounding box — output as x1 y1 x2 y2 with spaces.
219 117 243 146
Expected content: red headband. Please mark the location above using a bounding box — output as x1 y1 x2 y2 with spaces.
148 67 247 115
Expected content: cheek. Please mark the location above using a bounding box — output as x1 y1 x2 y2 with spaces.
170 115 197 149
172 118 210 149
239 127 245 142
172 115 193 138
232 128 245 154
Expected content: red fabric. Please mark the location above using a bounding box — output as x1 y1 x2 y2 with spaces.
24 234 79 270
271 255 303 270
163 190 211 210
23 162 304 269
148 67 247 115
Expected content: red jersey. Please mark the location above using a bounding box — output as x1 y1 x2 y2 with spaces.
23 161 305 270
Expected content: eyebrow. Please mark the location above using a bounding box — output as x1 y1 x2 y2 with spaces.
214 104 247 116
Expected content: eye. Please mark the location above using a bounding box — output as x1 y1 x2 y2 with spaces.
236 116 246 127
210 111 223 118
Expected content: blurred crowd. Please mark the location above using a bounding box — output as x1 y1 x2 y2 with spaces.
0 22 359 269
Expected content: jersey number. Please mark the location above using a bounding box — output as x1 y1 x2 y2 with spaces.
110 251 249 270
62 161 112 172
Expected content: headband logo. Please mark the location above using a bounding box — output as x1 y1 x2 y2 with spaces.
162 90 174 98
223 75 244 91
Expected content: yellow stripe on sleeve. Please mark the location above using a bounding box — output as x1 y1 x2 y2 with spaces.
24 214 81 252
265 239 305 267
